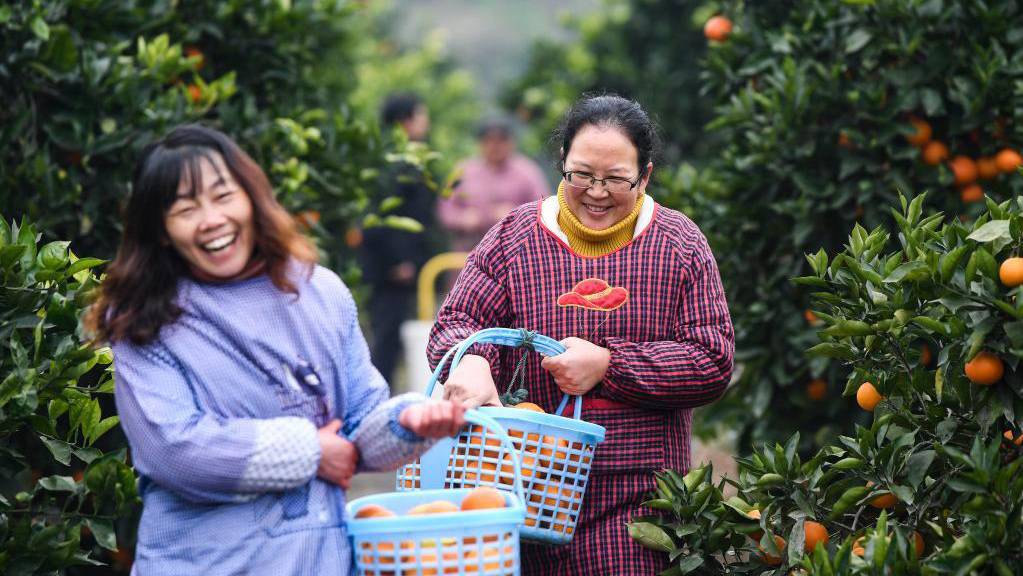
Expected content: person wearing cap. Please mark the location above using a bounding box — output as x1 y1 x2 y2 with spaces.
437 116 550 253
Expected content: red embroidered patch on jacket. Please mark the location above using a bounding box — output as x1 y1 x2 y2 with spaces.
557 278 629 311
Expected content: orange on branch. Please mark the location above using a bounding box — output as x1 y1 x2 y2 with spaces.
995 148 1023 173
905 117 932 147
803 521 829 553
758 535 786 566
704 15 733 42
921 141 949 165
964 351 1003 386
949 156 978 185
806 378 827 401
856 382 882 412
977 157 999 180
999 257 1023 287
960 184 983 203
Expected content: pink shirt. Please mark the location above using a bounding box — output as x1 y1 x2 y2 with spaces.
437 154 550 251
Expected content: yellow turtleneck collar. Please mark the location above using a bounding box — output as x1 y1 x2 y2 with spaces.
556 181 644 257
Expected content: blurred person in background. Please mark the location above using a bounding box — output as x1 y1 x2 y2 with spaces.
361 92 436 385
437 116 550 253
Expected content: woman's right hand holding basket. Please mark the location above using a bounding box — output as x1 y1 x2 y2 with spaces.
443 354 502 408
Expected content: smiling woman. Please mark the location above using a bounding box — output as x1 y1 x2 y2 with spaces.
84 124 468 576
163 154 258 281
428 94 735 574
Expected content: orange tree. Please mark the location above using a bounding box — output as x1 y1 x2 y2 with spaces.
0 215 134 574
628 193 1023 573
0 0 457 276
0 1 468 573
689 0 1023 449
505 0 1023 449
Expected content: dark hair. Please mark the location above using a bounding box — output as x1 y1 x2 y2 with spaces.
86 124 317 345
553 93 660 175
475 116 515 140
380 92 424 127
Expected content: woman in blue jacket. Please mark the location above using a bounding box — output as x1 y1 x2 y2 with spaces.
87 124 464 575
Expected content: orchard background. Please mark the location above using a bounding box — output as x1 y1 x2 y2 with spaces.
3 0 1023 574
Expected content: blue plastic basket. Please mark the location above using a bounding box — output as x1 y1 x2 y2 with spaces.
396 328 606 545
349 410 526 576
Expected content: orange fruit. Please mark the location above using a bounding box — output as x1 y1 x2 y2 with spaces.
355 504 396 519
856 382 882 412
960 184 983 203
964 351 1003 386
512 402 545 413
905 117 932 147
920 344 933 367
746 508 764 541
461 486 506 511
921 141 949 165
704 15 733 42
950 156 978 186
344 227 363 247
866 482 898 509
913 531 925 557
995 148 1023 173
803 521 829 552
184 46 204 70
977 157 999 180
758 534 786 566
838 132 852 149
187 84 202 104
852 536 866 557
806 378 827 401
1000 257 1023 287
1003 429 1023 446
463 546 514 573
407 500 460 515
405 551 459 575
804 309 820 325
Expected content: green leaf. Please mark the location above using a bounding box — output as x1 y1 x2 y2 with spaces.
806 342 856 359
967 220 1011 243
84 518 117 551
845 29 871 53
40 436 71 466
885 261 929 283
627 522 675 553
89 416 120 443
921 88 943 116
67 257 106 277
675 555 704 574
38 475 77 492
31 16 50 41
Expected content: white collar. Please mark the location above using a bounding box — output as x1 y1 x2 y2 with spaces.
539 195 656 244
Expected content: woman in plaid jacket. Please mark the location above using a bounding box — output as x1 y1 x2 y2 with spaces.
427 94 735 574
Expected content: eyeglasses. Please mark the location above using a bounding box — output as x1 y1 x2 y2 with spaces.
561 169 644 194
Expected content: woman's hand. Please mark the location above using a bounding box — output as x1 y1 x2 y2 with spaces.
316 419 359 488
399 399 468 438
541 337 611 396
442 354 502 408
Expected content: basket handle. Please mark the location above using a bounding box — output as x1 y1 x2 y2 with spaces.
461 408 526 508
426 328 584 421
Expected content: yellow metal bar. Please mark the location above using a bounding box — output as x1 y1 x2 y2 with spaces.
417 251 469 321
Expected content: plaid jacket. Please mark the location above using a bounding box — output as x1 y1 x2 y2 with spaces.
428 197 734 574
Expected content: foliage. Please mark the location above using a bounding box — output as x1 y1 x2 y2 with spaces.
501 0 716 165
0 215 137 575
630 195 1023 573
350 24 481 177
685 0 1023 449
0 0 458 280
